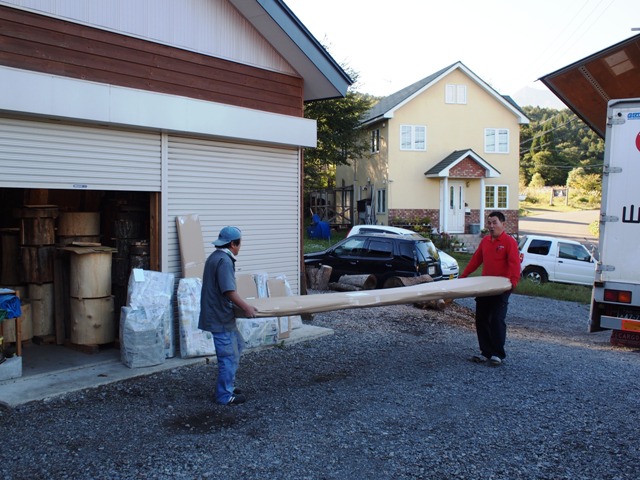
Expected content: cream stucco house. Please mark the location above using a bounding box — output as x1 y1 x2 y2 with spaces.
337 62 528 235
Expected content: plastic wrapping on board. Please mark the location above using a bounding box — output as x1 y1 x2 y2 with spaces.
127 269 176 358
120 306 165 369
177 278 215 358
247 276 512 317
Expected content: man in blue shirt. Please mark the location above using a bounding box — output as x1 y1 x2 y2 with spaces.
199 226 258 405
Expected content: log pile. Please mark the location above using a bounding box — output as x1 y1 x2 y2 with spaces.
383 274 433 288
306 265 332 290
329 274 377 291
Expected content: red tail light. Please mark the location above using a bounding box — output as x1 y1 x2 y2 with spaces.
604 289 632 303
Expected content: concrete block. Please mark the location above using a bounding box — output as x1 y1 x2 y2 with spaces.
0 356 22 381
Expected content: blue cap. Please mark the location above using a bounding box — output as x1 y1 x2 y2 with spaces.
213 226 242 246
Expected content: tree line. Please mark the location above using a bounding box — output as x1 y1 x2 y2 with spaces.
519 106 604 191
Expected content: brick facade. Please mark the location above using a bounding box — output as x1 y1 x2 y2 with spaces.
390 208 519 236
448 158 486 178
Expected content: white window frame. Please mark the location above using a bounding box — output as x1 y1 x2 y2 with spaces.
485 185 509 209
445 84 467 104
400 125 426 151
370 128 380 153
376 188 386 214
484 128 509 153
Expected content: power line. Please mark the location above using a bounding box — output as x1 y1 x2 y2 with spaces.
520 116 584 147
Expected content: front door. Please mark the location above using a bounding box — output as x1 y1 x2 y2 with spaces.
447 181 465 233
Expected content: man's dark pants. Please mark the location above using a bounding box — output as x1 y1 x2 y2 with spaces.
474 291 511 360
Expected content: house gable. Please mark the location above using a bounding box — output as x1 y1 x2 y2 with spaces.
362 61 529 126
341 62 524 234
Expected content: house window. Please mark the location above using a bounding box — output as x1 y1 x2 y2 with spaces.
484 128 509 153
485 185 508 209
371 129 380 153
445 84 467 104
400 125 426 151
376 188 386 213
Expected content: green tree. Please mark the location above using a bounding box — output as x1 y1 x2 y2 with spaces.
529 172 545 188
519 106 604 187
303 69 375 194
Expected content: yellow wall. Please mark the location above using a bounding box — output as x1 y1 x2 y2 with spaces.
338 67 523 221
386 69 521 211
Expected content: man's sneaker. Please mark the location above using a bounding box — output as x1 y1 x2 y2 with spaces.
471 354 487 363
233 388 243 395
227 394 246 405
489 356 503 366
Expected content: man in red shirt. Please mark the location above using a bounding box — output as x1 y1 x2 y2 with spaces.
459 211 521 366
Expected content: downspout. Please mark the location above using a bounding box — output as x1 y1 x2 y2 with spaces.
479 177 486 230
300 146 307 295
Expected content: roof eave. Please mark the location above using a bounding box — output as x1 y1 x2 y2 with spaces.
230 0 352 101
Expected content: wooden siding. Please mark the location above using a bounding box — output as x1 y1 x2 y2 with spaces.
0 5 304 117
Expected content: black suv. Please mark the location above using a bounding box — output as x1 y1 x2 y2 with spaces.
304 233 443 288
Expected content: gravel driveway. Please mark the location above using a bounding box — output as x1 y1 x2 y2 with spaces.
2 293 640 479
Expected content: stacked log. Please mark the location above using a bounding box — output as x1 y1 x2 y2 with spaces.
306 265 332 290
15 205 58 338
329 274 377 291
383 274 433 289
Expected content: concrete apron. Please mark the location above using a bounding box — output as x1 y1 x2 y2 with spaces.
0 325 333 408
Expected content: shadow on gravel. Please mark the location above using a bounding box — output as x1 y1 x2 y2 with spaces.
165 410 239 434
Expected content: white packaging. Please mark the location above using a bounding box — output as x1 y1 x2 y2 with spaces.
177 278 215 358
120 306 165 368
127 269 175 358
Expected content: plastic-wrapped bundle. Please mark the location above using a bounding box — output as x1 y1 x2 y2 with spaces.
254 272 269 299
177 278 215 358
120 306 165 368
237 317 279 349
127 270 175 358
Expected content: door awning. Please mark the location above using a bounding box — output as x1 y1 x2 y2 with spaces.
424 149 500 178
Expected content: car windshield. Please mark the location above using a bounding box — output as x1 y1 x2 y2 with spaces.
518 236 528 250
416 240 438 262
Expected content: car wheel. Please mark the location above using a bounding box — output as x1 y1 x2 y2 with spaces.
523 266 548 284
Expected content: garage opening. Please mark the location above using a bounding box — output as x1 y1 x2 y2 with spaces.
0 187 158 376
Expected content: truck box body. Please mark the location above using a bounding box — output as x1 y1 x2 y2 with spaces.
590 98 640 333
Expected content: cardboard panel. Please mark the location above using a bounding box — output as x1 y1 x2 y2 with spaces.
266 278 291 339
175 214 205 279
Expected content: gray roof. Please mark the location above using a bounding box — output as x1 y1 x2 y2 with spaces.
363 63 456 123
361 61 529 126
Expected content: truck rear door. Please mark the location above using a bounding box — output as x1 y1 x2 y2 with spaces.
598 100 640 287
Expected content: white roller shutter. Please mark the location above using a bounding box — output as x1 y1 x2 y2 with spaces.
167 135 301 292
0 117 162 191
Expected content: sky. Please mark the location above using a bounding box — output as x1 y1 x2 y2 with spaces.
283 0 638 101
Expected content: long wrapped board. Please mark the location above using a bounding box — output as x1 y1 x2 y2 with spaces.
247 276 511 317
